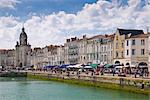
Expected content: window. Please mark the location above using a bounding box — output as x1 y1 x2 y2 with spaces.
116 43 118 49
121 51 124 57
116 36 118 40
101 55 103 62
132 39 135 45
132 49 135 55
122 42 124 48
116 51 118 58
141 39 145 45
111 51 112 56
126 50 129 56
104 55 107 61
93 54 95 60
97 53 99 60
141 49 145 55
127 40 129 46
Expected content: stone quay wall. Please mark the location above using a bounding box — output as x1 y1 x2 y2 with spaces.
0 71 27 77
27 71 150 95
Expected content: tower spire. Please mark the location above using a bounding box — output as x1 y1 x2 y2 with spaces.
22 24 25 32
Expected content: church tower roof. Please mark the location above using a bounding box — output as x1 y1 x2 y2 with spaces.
20 27 27 45
20 27 27 38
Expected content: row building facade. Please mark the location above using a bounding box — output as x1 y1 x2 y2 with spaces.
0 28 150 72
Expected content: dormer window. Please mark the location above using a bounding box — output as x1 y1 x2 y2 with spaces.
128 33 132 37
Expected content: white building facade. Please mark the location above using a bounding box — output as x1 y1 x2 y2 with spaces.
125 34 149 67
86 35 113 65
64 37 79 64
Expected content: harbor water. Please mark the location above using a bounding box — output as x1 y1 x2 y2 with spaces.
0 77 149 100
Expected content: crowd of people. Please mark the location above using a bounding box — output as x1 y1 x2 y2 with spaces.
0 64 149 79
30 64 149 79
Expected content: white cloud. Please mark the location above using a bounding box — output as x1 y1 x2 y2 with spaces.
0 0 20 9
0 16 21 49
0 0 150 49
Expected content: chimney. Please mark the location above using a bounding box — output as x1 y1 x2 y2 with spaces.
105 34 108 37
83 35 86 39
71 37 77 41
66 39 70 42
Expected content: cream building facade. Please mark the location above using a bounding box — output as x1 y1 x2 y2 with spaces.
0 49 15 68
30 45 65 68
78 35 87 64
31 47 45 68
113 28 144 65
148 33 150 72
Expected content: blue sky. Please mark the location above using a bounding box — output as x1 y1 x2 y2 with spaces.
0 0 149 49
0 0 98 20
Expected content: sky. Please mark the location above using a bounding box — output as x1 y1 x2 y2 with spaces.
0 0 150 49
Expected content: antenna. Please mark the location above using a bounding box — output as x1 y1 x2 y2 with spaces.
23 23 24 28
146 26 149 34
22 23 25 32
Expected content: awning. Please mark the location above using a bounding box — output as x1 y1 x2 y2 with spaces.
124 65 130 67
139 66 148 68
59 64 69 68
130 65 136 68
115 66 124 69
98 64 105 68
43 65 55 69
33 66 37 69
104 64 113 68
84 65 93 69
67 64 83 68
90 64 98 68
0 66 2 69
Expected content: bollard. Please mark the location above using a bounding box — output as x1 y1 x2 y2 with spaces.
141 83 144 89
120 78 124 86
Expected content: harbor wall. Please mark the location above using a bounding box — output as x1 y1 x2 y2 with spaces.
0 71 27 77
27 72 150 95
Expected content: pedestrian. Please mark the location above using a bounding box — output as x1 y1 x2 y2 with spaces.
91 72 94 76
113 69 115 76
67 71 70 77
134 71 137 78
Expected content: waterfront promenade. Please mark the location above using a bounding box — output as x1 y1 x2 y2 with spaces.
30 70 150 81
